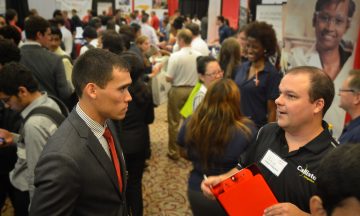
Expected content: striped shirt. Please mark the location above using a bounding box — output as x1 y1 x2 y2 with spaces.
75 104 111 159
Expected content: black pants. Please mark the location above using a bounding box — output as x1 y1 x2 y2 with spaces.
188 188 227 216
125 153 146 216
0 174 29 216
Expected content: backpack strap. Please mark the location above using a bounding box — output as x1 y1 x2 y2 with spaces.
24 106 65 126
47 95 69 117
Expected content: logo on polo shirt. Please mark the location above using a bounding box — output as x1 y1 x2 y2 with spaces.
297 165 317 183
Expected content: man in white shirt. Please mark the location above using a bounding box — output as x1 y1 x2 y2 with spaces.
54 17 73 56
165 29 201 160
140 13 159 47
186 23 209 56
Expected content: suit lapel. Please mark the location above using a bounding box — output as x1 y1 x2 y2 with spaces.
86 134 122 194
69 111 122 196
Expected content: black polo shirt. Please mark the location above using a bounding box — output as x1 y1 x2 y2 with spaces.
241 122 338 212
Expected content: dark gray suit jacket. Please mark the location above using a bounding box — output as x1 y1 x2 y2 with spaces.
20 44 73 102
30 110 128 216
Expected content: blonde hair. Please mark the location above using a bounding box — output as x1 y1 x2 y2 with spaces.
135 35 149 46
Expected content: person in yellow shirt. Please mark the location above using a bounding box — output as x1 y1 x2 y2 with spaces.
48 25 74 90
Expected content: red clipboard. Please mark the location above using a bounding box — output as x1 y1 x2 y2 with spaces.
211 164 278 216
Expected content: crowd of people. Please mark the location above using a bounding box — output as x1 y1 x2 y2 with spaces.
0 0 360 215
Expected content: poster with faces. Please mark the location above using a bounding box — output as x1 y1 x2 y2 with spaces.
281 0 360 139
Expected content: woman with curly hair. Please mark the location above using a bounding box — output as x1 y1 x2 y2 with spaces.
234 21 282 128
177 79 257 216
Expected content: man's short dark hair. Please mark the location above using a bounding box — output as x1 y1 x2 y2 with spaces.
196 56 217 75
53 17 65 26
316 144 360 214
82 26 97 39
0 25 22 45
173 16 184 30
315 0 356 18
102 30 124 55
217 16 225 23
24 16 50 40
88 17 102 30
5 9 17 23
50 25 62 39
348 69 360 92
0 38 20 65
141 13 149 23
130 23 141 35
185 23 200 36
0 62 39 95
286 66 334 116
53 9 62 18
118 25 134 49
72 49 129 97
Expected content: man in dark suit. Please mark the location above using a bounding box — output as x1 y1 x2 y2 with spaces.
29 49 132 216
20 15 73 105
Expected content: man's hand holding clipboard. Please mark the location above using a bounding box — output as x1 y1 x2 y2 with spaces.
201 164 279 216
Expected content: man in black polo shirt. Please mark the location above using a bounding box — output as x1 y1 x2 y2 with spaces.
201 66 338 215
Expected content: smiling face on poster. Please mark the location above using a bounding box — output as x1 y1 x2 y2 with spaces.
282 0 360 139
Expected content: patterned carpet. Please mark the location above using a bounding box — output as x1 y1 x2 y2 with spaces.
1 103 193 216
143 103 192 216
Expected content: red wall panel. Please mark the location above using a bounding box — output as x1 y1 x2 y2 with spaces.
222 0 240 29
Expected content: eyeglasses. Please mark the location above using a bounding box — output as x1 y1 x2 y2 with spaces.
205 70 224 78
339 88 357 93
315 11 349 27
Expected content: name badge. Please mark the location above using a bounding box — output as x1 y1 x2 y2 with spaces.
260 150 288 177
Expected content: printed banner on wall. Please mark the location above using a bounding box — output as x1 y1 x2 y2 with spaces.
282 0 360 138
97 2 112 16
256 4 283 43
134 0 152 12
116 0 132 13
239 0 249 28
55 0 92 19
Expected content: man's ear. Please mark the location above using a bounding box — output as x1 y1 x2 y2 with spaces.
17 86 28 97
83 83 97 99
310 196 327 216
314 98 325 115
36 31 43 40
353 92 360 105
